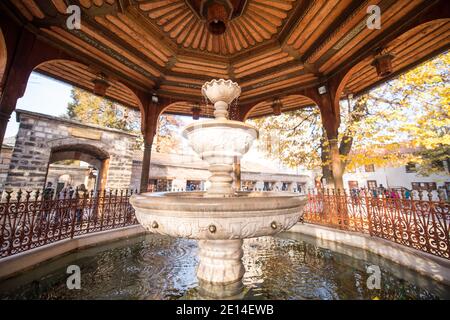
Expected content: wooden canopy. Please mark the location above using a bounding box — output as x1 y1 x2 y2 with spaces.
0 0 449 192
1 0 448 120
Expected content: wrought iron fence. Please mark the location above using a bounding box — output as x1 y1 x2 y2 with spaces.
0 189 139 258
2 187 449 261
304 189 450 259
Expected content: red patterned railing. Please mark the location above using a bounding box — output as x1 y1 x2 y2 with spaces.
1 187 449 261
304 189 450 259
0 189 138 258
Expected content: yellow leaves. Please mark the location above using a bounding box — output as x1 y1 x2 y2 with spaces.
247 52 449 174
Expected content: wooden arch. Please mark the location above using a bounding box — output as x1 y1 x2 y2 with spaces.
243 94 318 121
335 18 450 103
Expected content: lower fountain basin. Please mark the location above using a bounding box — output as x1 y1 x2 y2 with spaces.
130 191 306 240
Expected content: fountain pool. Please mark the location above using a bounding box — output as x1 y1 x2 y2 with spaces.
0 233 449 300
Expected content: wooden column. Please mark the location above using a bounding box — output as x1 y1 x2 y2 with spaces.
138 94 167 193
0 20 71 151
328 138 344 190
98 158 110 191
0 29 34 150
139 141 153 193
0 111 11 149
303 81 344 190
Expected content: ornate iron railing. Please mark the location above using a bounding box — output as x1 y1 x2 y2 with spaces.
0 189 139 258
1 187 449 261
304 189 450 259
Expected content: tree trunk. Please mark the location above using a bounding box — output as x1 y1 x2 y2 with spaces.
139 142 152 193
320 131 334 187
329 139 344 190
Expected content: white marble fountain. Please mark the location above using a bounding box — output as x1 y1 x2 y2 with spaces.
130 79 306 299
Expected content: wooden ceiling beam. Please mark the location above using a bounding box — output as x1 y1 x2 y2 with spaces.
326 0 448 81
351 42 450 99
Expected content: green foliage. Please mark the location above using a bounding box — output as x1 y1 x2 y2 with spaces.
66 87 140 132
153 114 183 153
66 88 182 152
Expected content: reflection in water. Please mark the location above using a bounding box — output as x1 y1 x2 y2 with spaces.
1 233 449 300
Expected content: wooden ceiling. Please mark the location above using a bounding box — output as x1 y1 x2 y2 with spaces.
139 0 295 55
36 60 141 108
3 0 450 119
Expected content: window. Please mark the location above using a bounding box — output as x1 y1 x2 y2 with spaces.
263 181 275 191
186 180 201 191
156 179 172 192
148 179 157 192
367 180 377 190
426 182 437 190
296 183 306 193
348 181 358 189
364 164 375 172
242 180 255 191
431 160 445 171
412 182 437 191
405 162 417 173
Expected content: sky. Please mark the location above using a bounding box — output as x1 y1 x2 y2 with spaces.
5 73 73 138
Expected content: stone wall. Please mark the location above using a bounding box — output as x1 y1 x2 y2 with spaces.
4 110 139 192
0 145 13 191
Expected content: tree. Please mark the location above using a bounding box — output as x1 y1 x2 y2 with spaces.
66 88 183 153
349 51 450 175
66 88 139 132
248 98 365 185
153 114 183 153
249 51 450 183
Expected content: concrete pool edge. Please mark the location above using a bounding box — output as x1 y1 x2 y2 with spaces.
288 223 450 286
1 222 449 287
0 225 146 281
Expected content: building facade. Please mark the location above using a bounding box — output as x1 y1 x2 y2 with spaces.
343 163 450 194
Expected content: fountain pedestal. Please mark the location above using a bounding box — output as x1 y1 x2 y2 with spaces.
197 239 244 284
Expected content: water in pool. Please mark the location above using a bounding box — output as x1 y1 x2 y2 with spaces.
0 233 449 300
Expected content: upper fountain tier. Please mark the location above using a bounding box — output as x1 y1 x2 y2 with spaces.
202 79 241 120
183 79 257 196
202 79 241 104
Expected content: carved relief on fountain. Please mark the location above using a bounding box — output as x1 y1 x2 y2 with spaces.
134 207 301 239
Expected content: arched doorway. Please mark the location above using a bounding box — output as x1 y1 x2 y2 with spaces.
46 143 110 194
